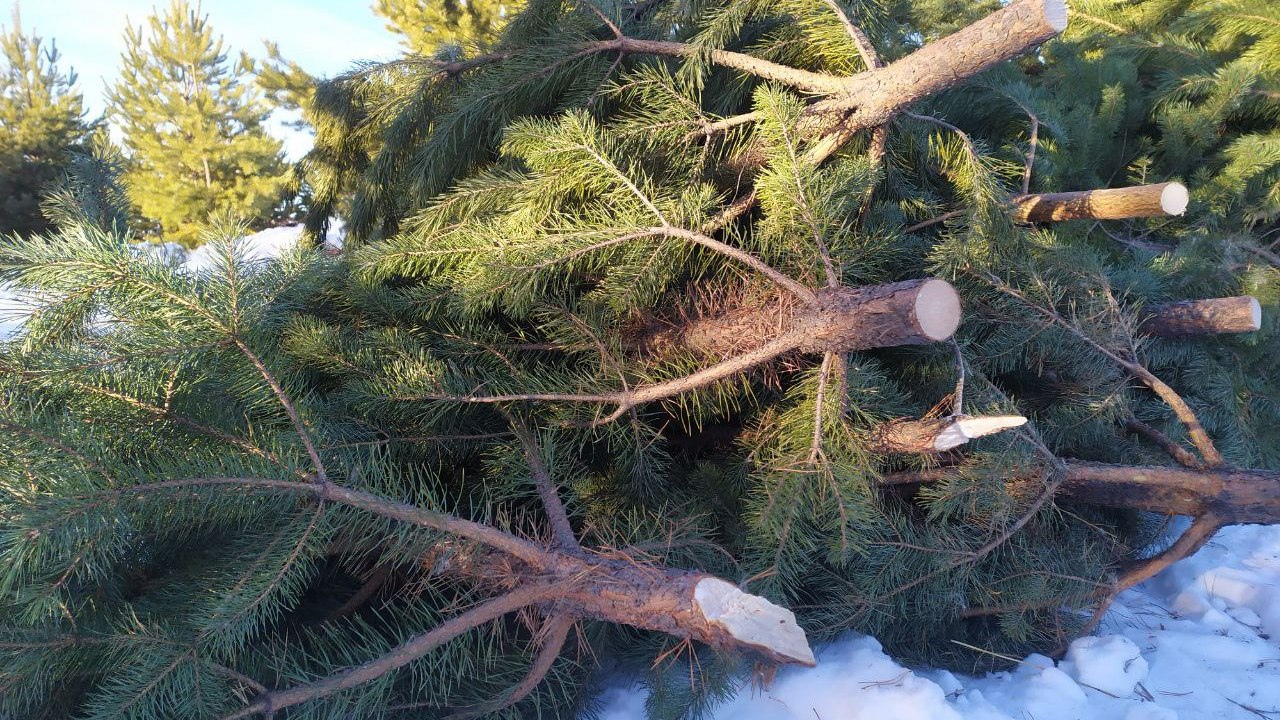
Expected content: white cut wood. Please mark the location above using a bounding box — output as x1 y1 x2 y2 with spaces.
1042 0 1069 31
934 415 1029 451
694 578 816 666
915 278 963 341
1161 182 1189 216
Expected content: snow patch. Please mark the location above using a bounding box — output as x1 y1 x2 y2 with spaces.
1060 636 1147 697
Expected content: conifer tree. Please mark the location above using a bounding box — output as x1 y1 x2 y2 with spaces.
0 10 90 236
106 0 287 247
375 0 517 54
3 0 1280 718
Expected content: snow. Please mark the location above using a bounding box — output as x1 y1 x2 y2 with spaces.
3 223 1279 719
600 524 1280 720
0 288 28 339
1060 636 1148 697
181 222 343 274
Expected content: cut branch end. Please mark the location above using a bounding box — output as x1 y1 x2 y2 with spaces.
694 578 816 666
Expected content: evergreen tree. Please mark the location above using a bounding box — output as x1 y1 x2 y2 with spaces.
106 0 287 247
0 10 90 236
3 1 1280 718
376 0 517 54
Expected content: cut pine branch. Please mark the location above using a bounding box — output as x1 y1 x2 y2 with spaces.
870 415 1027 454
640 278 961 360
1010 182 1189 223
881 461 1280 524
223 551 814 717
108 477 815 716
800 0 1067 138
408 279 961 426
1139 296 1262 337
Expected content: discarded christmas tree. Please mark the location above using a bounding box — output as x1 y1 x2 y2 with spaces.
2 0 1279 717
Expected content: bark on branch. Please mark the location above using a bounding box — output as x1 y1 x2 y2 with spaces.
1139 296 1262 337
800 0 1067 138
639 278 961 359
880 461 1280 524
1010 182 1189 223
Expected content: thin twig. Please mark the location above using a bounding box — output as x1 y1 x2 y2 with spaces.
951 339 966 416
234 339 328 480
443 613 575 719
1022 113 1039 195
1124 416 1203 470
819 0 882 70
904 209 965 233
506 415 581 552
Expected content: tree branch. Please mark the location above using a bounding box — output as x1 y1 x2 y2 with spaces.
233 339 327 480
223 587 560 719
981 272 1224 467
444 613 575 720
506 415 581 552
95 477 553 568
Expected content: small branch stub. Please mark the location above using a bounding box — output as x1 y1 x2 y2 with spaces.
1011 182 1189 223
1139 296 1262 337
871 415 1027 454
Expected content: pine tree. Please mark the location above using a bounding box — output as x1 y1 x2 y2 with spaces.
0 10 90 236
106 0 287 247
375 0 518 54
3 1 1280 718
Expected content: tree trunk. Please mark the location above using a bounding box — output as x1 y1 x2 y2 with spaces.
1010 182 1189 223
802 0 1067 136
880 461 1280 524
427 543 816 666
1139 296 1262 337
870 415 1027 454
637 278 961 359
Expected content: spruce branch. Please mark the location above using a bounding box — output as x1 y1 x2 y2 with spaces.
520 226 817 304
980 271 1226 468
87 477 552 567
443 612 575 720
222 586 561 719
507 414 582 552
233 338 328 481
56 378 295 473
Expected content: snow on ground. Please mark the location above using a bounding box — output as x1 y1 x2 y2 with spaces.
599 524 1280 720
3 223 1277 719
181 222 344 274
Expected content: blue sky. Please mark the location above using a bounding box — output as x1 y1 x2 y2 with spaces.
13 0 406 157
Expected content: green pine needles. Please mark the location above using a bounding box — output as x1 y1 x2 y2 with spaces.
107 0 288 247
2 0 1279 718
